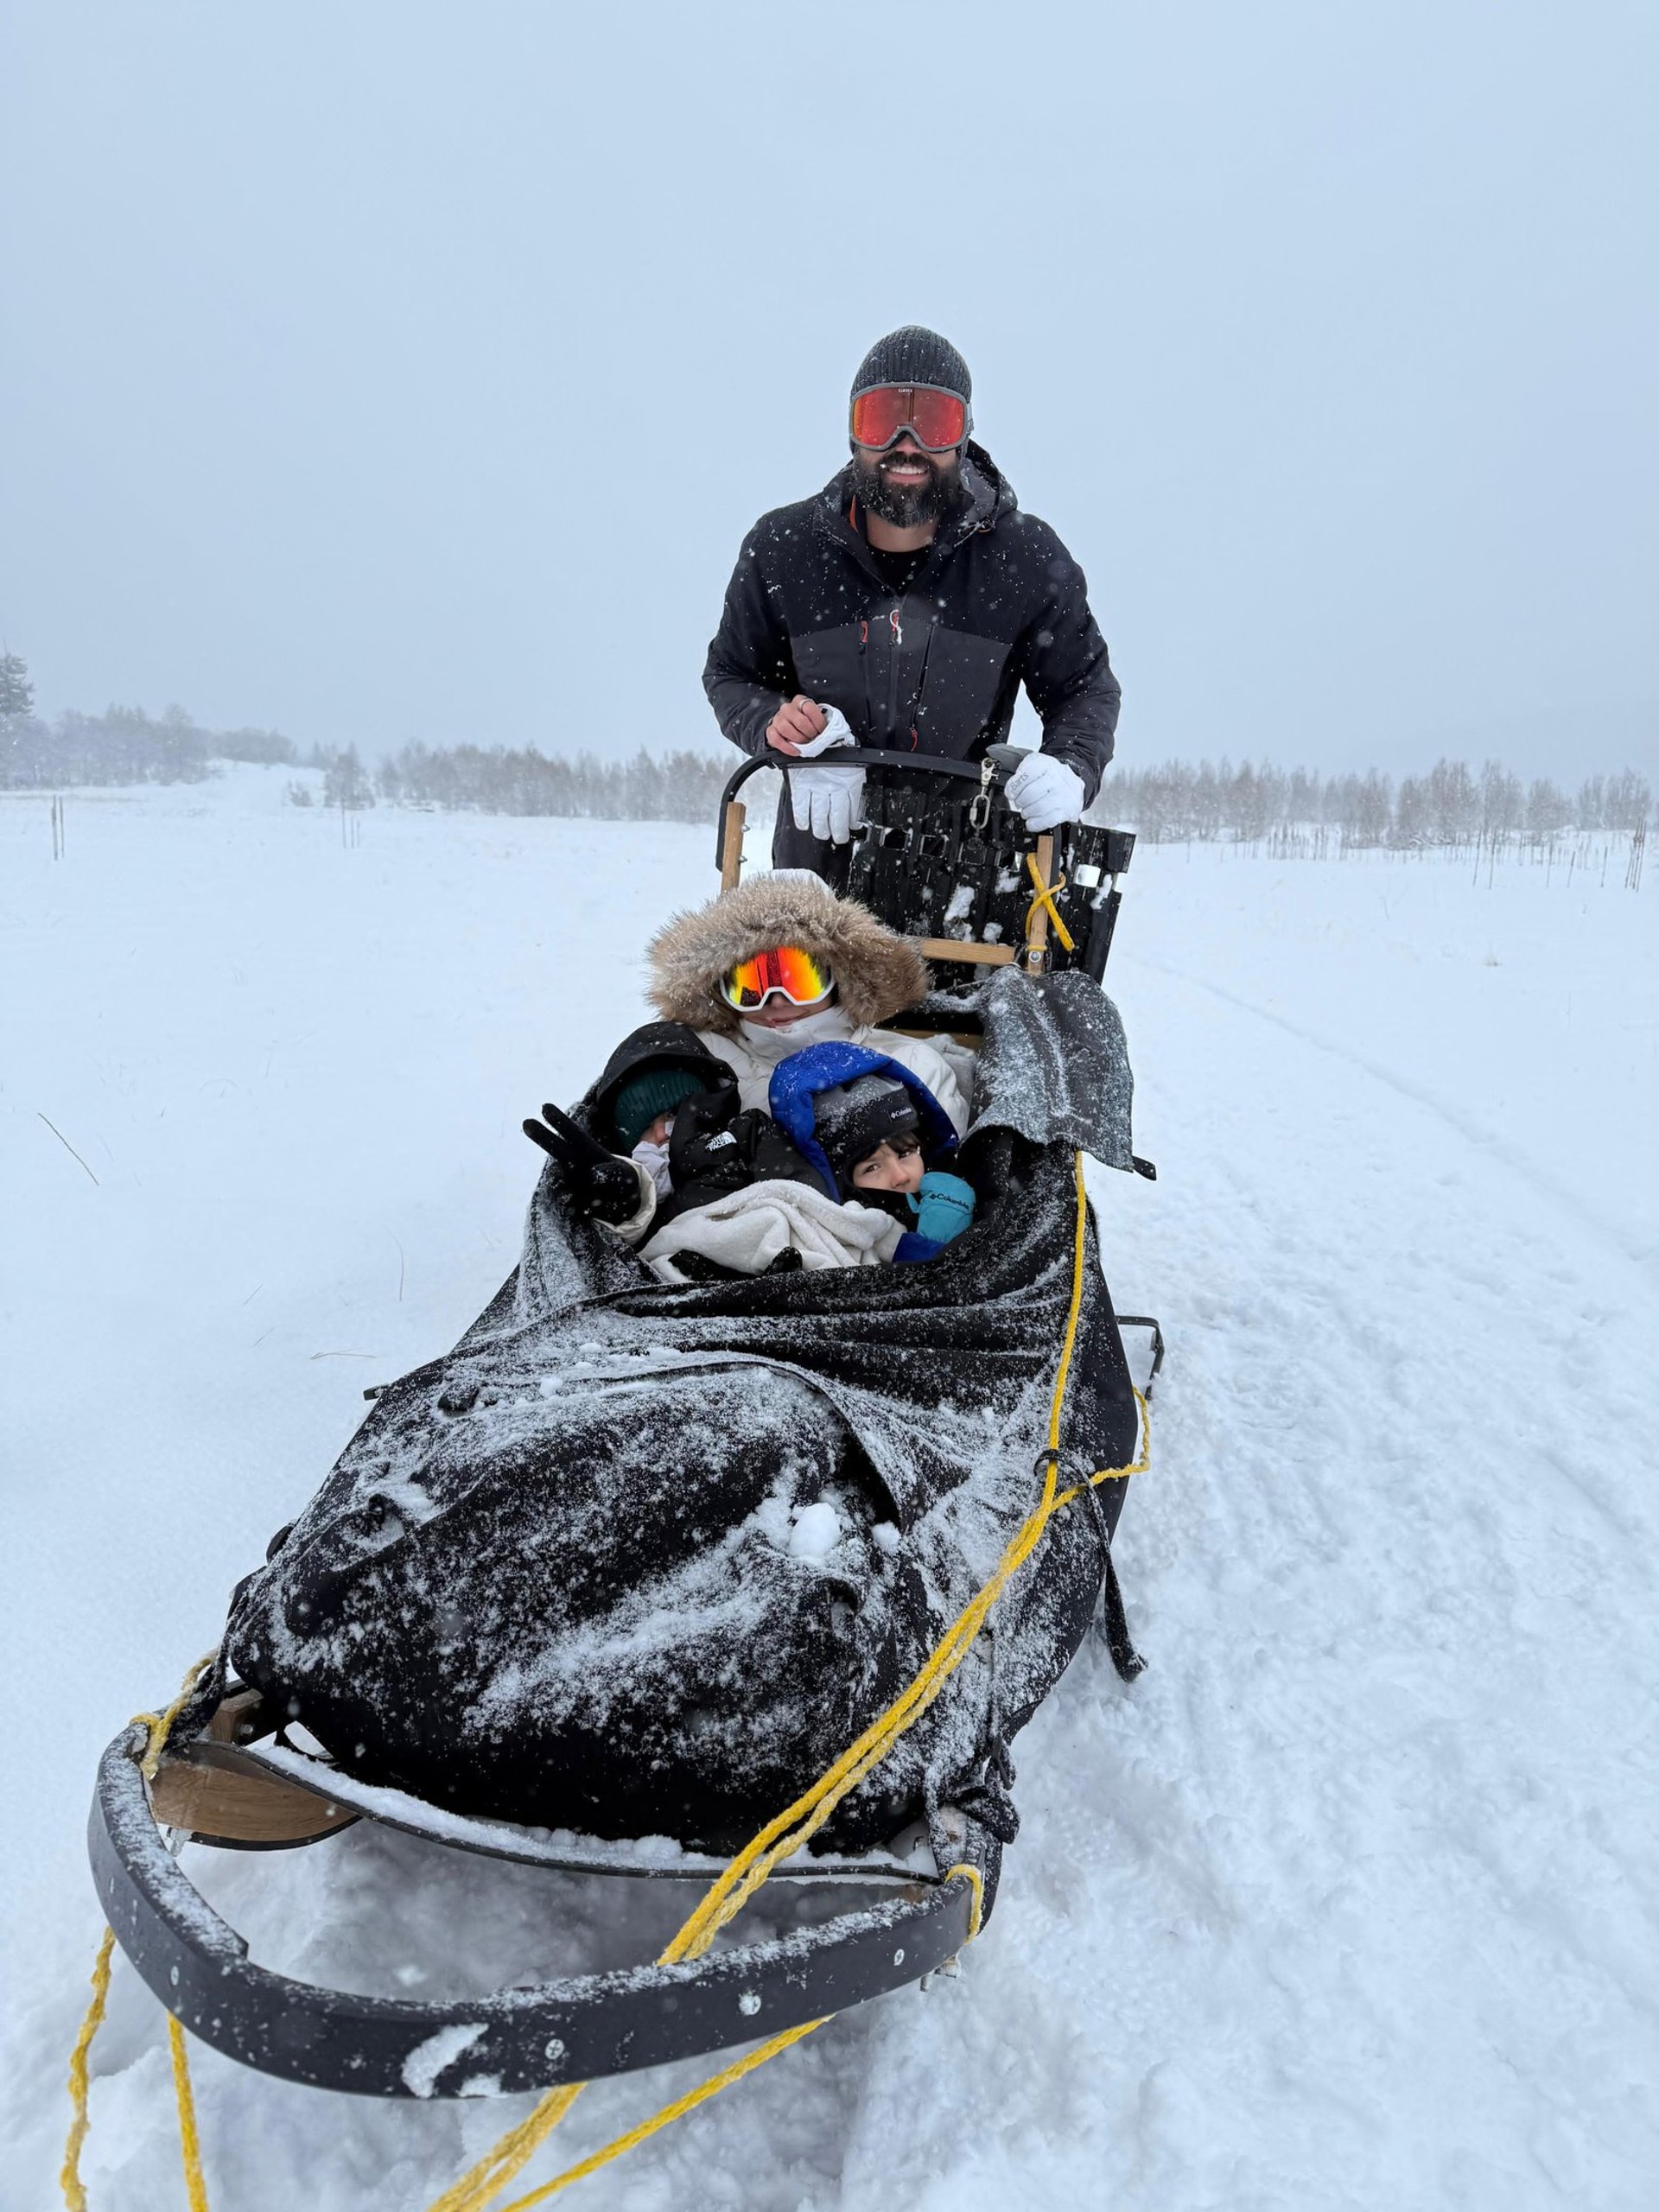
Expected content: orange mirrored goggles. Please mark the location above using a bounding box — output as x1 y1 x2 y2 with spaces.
718 945 835 1013
849 383 970 453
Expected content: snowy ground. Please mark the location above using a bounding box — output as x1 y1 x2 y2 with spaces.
3 766 1656 2210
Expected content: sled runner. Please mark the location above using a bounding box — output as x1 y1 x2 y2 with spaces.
86 760 1158 2118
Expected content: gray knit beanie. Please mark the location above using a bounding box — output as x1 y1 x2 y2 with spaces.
849 326 973 404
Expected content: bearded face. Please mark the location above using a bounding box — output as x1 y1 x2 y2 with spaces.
851 438 966 529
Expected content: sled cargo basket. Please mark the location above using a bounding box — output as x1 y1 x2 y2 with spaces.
715 747 1135 982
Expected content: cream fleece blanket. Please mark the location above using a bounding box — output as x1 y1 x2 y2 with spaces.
639 1178 903 1283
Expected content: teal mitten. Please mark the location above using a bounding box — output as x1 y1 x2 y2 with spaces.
912 1170 976 1248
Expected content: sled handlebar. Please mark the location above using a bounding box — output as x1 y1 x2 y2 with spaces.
715 746 1007 875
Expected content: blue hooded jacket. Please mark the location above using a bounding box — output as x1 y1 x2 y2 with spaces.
767 1042 964 1263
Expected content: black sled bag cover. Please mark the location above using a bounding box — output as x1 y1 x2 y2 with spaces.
226 970 1141 1854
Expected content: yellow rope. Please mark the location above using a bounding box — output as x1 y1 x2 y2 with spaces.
429 1154 1148 2211
942 1862 985 1941
493 2019 828 2212
1024 851 1076 954
1055 1391 1153 1508
136 1647 219 1783
168 2015 213 2212
61 1654 219 2210
424 2090 585 2212
60 1928 116 2211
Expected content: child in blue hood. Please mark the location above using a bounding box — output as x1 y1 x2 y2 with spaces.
769 1042 977 1263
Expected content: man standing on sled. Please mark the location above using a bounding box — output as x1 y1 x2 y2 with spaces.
702 324 1122 886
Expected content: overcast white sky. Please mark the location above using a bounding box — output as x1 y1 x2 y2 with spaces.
3 0 1656 775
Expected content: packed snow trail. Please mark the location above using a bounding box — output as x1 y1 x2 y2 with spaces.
3 773 1656 2209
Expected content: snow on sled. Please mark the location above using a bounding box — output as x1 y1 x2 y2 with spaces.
90 753 1157 2105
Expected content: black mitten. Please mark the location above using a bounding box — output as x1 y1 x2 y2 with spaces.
524 1103 644 1225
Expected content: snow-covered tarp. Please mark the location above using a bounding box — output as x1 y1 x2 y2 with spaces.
225 969 1141 1868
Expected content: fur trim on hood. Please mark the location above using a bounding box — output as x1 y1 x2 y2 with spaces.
646 873 931 1038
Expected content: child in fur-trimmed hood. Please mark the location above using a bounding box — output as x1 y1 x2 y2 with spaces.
644 870 970 1134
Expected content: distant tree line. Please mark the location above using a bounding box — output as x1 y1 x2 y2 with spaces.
0 652 731 824
0 655 296 786
3 650 1650 844
1092 755 1654 846
369 741 729 823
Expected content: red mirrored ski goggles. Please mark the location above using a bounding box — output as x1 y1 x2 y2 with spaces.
718 944 835 1013
849 383 971 453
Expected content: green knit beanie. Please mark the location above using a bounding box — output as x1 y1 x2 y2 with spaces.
610 1066 709 1151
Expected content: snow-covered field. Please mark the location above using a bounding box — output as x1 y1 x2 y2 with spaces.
3 766 1656 2210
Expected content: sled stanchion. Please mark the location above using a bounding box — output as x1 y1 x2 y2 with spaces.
1025 835 1056 970
1023 842 1074 974
1113 1316 1166 1396
718 798 747 889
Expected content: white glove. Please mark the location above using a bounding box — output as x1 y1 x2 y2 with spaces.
1005 750 1085 831
790 704 855 758
790 758 866 842
789 708 863 842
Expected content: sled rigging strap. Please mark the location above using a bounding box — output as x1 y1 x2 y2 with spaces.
62 1155 1148 2212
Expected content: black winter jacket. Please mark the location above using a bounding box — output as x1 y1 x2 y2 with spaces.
702 445 1121 802
664 1087 827 1221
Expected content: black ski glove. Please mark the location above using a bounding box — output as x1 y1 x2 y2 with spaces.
523 1102 644 1227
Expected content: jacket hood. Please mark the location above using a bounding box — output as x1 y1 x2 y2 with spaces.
816 441 1015 563
583 1020 734 1141
766 1040 959 1196
646 874 930 1039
